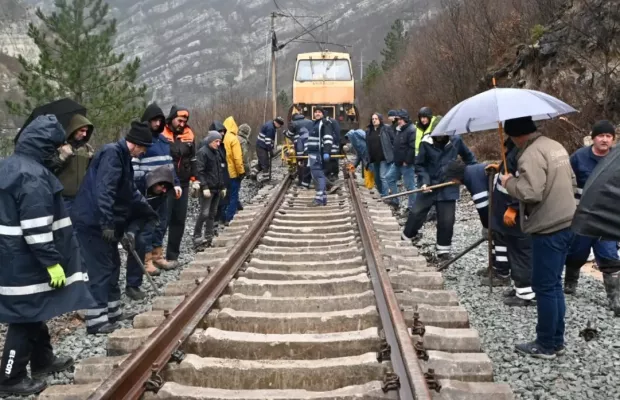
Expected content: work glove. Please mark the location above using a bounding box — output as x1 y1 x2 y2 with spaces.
504 207 518 227
221 189 227 198
47 264 66 289
174 186 182 200
481 227 489 239
323 153 330 162
203 189 212 198
121 232 135 252
58 144 74 161
102 227 117 242
190 181 201 198
485 163 500 175
343 144 351 153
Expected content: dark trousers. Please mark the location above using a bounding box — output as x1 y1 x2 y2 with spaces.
256 147 270 172
403 193 456 255
194 192 221 239
224 178 242 222
78 231 122 332
565 234 619 282
151 195 169 250
494 232 534 299
531 228 574 350
297 161 311 188
309 154 327 205
126 228 146 289
166 185 189 261
0 322 53 384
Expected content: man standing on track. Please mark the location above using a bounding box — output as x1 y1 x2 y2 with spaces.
162 106 197 268
308 107 334 206
500 116 576 359
0 115 95 396
72 121 156 335
255 116 284 182
388 109 417 217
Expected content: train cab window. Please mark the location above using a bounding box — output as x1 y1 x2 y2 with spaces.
295 60 352 82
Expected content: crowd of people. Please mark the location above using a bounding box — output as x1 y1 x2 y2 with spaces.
341 108 619 361
0 101 278 396
0 96 617 395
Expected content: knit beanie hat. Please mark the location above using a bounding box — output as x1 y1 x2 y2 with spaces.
591 120 616 138
126 121 153 147
238 124 251 136
205 130 222 145
504 116 537 137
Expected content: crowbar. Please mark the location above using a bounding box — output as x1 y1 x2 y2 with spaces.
380 181 458 201
437 237 486 272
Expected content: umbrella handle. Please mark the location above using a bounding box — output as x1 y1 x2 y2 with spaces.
497 122 508 175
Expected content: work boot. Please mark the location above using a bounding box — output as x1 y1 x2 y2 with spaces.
87 322 120 335
193 237 207 249
328 185 342 195
503 296 535 307
437 253 451 263
503 288 516 297
480 273 511 287
126 287 146 301
31 356 74 378
602 272 620 317
152 246 179 270
109 310 138 323
144 252 160 276
564 262 581 295
0 377 47 396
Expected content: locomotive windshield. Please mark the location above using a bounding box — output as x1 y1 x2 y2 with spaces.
295 59 352 82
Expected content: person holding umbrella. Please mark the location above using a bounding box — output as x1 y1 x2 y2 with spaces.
499 116 576 359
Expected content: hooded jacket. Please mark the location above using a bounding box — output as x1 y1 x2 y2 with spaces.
504 133 577 234
365 114 395 164
416 135 477 201
128 166 174 235
196 134 227 191
238 124 252 173
71 138 155 238
162 105 197 185
392 121 417 165
223 117 245 178
54 114 95 198
572 146 620 240
345 129 369 168
132 103 180 189
0 115 95 323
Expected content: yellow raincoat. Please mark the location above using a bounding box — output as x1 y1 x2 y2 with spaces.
223 116 245 178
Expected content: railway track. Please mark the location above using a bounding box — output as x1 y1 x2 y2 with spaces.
40 172 515 400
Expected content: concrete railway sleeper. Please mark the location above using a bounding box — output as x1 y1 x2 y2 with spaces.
39 173 515 400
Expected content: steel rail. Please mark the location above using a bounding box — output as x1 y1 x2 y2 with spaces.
346 172 432 400
89 175 293 400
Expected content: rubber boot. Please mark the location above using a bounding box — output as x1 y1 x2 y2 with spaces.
564 261 582 295
0 377 47 396
144 252 160 276
602 272 620 317
152 246 178 270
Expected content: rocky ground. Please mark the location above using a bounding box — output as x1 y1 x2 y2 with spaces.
405 189 620 400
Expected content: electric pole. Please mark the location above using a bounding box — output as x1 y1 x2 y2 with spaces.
271 12 277 120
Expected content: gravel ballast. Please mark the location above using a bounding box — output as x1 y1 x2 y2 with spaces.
407 189 620 400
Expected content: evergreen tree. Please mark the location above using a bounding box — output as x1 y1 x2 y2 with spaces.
381 19 407 72
363 60 382 91
6 0 146 142
277 90 291 110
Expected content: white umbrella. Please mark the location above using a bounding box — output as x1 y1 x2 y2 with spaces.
430 87 578 137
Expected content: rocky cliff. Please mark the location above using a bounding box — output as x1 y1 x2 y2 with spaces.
22 0 418 111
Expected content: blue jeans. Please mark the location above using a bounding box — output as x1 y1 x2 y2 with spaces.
224 178 242 222
567 234 618 265
369 161 393 199
531 228 574 350
387 164 416 208
309 154 327 205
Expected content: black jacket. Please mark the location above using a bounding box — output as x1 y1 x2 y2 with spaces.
0 115 95 323
196 139 227 191
141 103 165 134
392 122 416 165
163 106 197 185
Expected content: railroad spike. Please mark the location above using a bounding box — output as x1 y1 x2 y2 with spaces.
414 340 429 361
381 372 401 392
411 312 426 337
376 340 391 363
425 368 442 393
145 371 164 393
